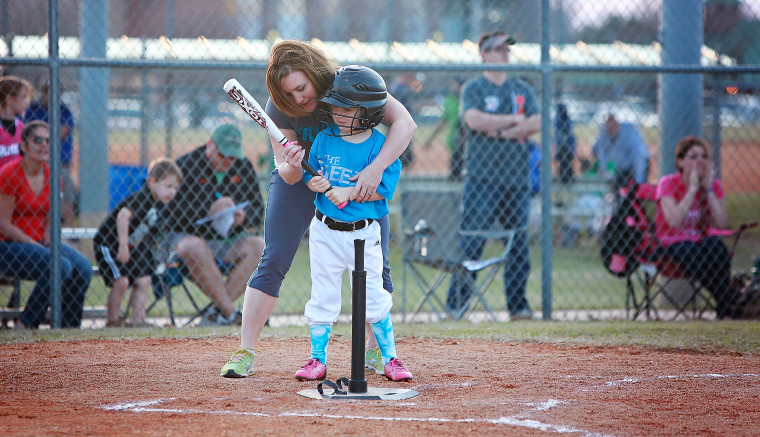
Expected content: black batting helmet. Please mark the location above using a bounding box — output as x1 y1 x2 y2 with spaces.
318 65 387 136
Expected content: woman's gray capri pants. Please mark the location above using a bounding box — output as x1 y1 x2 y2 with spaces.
247 170 393 297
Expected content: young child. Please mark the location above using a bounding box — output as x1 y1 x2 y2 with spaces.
293 65 412 382
93 157 182 327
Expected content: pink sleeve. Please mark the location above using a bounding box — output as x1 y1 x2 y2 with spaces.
655 174 678 200
713 179 724 199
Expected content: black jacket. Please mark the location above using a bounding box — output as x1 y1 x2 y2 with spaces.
165 145 264 239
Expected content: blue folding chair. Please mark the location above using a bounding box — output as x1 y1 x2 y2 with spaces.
147 253 233 327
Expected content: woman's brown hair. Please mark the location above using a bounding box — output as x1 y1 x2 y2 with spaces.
265 40 339 118
0 75 32 108
675 135 710 173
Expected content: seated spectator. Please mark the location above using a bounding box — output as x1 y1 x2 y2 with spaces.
24 80 78 226
592 114 650 187
0 121 92 329
656 136 737 319
163 124 265 325
94 158 182 327
0 75 32 168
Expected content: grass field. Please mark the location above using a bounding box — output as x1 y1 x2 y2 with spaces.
5 228 757 323
3 319 760 355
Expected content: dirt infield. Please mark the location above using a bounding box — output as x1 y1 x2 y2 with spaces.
1 336 758 436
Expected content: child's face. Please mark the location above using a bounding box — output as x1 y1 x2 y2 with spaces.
331 105 361 135
149 174 180 203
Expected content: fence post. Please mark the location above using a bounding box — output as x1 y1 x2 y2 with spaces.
660 0 704 175
48 0 62 328
540 0 553 320
78 0 111 227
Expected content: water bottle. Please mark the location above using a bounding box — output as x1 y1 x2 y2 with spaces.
166 251 179 268
413 219 430 257
155 251 179 275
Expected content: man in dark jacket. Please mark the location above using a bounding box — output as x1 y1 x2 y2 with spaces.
164 124 265 325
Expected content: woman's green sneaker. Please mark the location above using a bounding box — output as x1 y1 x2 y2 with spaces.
220 348 256 378
364 347 384 375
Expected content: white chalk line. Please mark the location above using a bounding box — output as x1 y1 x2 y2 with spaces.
100 373 758 435
99 398 612 436
600 373 759 388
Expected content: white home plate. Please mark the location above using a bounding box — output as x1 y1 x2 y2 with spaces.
298 386 419 400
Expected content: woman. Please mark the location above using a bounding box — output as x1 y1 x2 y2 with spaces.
0 121 93 328
0 75 32 168
655 135 735 319
221 40 416 378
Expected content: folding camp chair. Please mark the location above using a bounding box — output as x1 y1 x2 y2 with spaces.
126 252 231 327
1 275 21 329
401 189 518 322
147 257 208 327
619 183 757 320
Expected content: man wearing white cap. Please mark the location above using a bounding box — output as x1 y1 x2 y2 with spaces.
447 30 541 321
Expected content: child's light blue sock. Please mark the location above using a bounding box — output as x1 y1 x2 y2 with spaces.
370 312 397 365
310 323 331 364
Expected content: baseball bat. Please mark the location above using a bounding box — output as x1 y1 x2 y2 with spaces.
223 78 347 209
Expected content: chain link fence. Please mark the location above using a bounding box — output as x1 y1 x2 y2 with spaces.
1 0 759 329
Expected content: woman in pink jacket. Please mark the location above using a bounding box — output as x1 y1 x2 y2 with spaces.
655 135 736 319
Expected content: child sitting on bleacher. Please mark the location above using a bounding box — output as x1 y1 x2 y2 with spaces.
93 158 182 327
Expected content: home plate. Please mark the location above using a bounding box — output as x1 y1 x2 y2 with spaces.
298 386 419 400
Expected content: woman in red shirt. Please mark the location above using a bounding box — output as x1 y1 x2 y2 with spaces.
655 135 735 318
0 121 92 328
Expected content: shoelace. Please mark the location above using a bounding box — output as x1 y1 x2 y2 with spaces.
388 358 408 371
366 348 381 362
226 347 257 362
301 358 322 369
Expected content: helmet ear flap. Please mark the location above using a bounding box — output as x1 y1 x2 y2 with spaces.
358 107 371 129
318 65 387 132
363 106 385 129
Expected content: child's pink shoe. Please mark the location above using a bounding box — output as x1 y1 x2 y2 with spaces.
384 358 413 382
294 358 327 381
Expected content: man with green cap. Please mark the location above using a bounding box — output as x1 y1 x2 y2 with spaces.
162 123 265 325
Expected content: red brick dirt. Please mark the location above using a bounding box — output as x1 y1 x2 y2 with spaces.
1 336 759 436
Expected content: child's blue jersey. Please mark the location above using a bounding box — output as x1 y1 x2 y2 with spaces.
305 128 401 222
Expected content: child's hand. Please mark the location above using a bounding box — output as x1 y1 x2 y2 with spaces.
327 186 352 207
117 244 130 264
307 171 331 193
